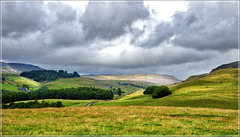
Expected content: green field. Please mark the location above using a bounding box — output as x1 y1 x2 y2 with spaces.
93 68 239 109
2 73 41 91
2 68 239 135
2 106 238 135
1 83 20 91
46 77 154 94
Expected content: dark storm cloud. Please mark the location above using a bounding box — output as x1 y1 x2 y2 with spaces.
79 1 149 40
2 2 46 38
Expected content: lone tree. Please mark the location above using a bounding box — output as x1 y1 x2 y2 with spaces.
117 88 122 96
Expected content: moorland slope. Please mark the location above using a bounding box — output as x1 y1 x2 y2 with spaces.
1 62 43 73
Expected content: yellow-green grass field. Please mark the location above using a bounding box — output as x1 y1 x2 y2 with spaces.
2 73 41 91
1 83 19 91
94 68 239 110
2 106 238 135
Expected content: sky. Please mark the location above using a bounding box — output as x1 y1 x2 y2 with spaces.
1 1 239 80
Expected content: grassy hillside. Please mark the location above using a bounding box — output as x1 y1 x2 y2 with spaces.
184 73 209 82
1 73 41 91
45 77 155 94
94 68 239 109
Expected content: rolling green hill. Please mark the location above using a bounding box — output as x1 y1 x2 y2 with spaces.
3 67 238 109
94 68 239 109
1 73 41 91
45 77 155 94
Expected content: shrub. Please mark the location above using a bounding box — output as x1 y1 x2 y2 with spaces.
3 100 65 109
152 86 171 99
143 86 158 94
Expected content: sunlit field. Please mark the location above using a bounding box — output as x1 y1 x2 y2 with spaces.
2 73 41 91
2 106 238 135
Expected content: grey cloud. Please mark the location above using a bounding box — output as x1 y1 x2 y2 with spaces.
138 2 238 52
172 2 238 51
33 43 215 70
153 49 239 80
2 2 46 38
36 48 238 80
45 2 77 24
79 1 149 40
172 12 198 27
140 22 174 47
47 22 85 47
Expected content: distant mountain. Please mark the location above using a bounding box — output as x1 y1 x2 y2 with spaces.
82 74 182 85
210 61 239 72
1 62 44 73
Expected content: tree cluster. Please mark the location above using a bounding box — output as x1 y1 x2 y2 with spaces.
143 85 172 99
2 100 64 109
117 82 146 89
22 84 29 89
2 77 5 82
2 87 113 104
143 86 159 94
20 70 80 82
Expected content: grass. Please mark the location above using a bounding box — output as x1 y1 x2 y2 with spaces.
46 77 154 94
2 106 238 135
2 73 41 91
1 83 20 91
12 99 99 107
94 68 239 109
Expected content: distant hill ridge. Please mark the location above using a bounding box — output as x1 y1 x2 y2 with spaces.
82 73 182 85
1 62 43 73
210 61 239 72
